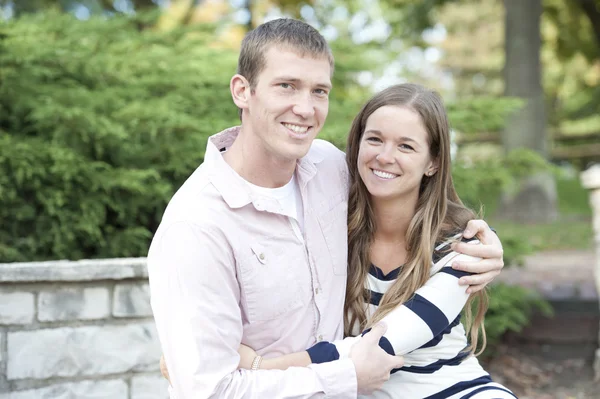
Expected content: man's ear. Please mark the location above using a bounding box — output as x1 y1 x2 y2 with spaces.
231 74 251 110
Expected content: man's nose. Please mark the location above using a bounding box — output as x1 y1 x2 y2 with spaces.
292 92 315 118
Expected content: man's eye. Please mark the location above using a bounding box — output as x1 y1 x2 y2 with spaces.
279 83 291 89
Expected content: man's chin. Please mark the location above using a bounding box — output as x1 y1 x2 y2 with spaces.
288 144 312 161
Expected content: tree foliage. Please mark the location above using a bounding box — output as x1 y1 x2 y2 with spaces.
0 12 239 261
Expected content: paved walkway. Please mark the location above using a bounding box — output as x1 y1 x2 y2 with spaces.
497 249 598 300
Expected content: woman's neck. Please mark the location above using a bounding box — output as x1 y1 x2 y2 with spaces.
372 194 418 244
369 194 418 273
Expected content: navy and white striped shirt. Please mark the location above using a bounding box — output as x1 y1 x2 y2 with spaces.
307 237 517 399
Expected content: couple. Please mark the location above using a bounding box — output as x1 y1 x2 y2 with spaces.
148 18 516 399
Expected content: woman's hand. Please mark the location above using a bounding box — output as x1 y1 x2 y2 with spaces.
238 344 258 369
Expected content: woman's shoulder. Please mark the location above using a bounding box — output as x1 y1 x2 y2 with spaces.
431 232 480 274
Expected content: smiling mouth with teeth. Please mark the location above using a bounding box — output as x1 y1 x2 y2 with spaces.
372 169 398 179
282 123 310 134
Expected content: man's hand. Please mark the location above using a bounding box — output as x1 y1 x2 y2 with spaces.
160 354 171 385
350 323 404 395
451 219 504 294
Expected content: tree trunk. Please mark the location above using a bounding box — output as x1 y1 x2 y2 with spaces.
500 0 558 223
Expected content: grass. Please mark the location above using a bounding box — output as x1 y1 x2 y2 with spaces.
479 174 594 252
490 218 593 251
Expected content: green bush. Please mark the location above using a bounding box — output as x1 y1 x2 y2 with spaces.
483 283 553 355
0 12 239 261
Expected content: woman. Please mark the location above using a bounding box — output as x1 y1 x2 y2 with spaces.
238 83 517 398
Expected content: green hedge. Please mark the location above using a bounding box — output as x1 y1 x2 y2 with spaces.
0 12 240 261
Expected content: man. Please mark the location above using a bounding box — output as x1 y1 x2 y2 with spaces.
148 18 504 398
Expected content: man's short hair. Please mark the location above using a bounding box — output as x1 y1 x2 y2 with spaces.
237 18 334 88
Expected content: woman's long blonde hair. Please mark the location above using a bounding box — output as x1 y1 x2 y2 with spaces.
344 83 488 356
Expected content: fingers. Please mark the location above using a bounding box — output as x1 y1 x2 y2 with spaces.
462 219 489 239
465 283 487 294
391 355 404 369
453 256 503 275
364 322 387 343
160 355 170 383
457 270 500 292
452 241 503 260
462 219 502 246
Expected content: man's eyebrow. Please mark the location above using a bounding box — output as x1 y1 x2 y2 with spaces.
274 76 332 90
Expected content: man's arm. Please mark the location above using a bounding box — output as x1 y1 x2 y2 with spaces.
451 219 504 293
149 221 402 398
148 221 357 399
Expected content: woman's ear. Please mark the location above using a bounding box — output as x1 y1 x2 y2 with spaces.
426 158 439 177
230 74 251 110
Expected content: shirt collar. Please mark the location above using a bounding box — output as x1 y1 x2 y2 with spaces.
205 126 324 210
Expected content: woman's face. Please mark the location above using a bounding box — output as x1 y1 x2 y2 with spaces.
357 105 436 203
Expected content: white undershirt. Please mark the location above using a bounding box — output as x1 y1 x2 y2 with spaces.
221 149 305 235
244 174 305 237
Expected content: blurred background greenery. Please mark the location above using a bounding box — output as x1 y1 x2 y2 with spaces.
1 0 598 349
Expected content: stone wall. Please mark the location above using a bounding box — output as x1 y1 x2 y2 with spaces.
0 258 168 398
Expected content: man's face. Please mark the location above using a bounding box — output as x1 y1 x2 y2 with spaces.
244 46 332 163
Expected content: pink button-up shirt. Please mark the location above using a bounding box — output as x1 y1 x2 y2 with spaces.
148 127 357 398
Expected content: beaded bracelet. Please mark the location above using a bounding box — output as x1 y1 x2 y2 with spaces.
251 355 263 371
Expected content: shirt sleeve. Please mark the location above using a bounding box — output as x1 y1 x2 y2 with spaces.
307 250 481 362
148 221 357 399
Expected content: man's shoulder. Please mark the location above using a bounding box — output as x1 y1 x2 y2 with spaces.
305 139 347 173
161 165 226 227
308 139 345 159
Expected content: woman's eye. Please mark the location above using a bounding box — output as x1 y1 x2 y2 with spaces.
400 144 414 151
366 137 381 143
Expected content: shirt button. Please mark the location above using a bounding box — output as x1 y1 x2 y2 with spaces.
259 253 265 261
318 335 324 342
315 288 320 294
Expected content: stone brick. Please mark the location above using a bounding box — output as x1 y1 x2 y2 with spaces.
113 283 152 318
0 258 147 283
7 323 160 380
38 287 110 322
0 380 127 399
131 375 169 399
0 292 34 325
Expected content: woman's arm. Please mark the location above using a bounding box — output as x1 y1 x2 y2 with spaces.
364 252 477 356
306 246 481 363
237 344 311 370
